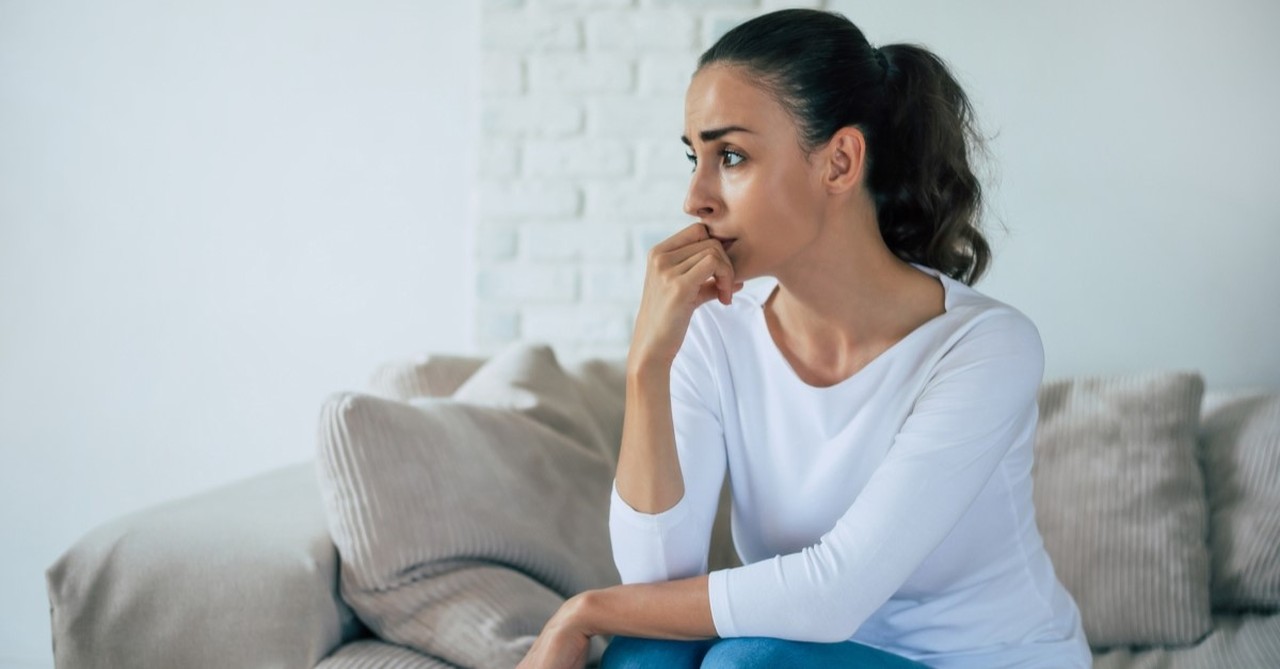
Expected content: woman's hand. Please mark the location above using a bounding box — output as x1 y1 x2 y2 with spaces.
516 597 594 669
629 222 743 371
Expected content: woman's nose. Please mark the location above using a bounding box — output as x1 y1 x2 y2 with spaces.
683 169 717 219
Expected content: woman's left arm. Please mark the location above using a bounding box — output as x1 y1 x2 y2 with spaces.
517 575 717 669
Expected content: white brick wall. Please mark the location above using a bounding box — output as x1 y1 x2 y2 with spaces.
523 222 631 261
637 54 699 95
528 54 634 94
476 0 828 359
584 11 697 51
477 265 580 301
482 54 524 95
523 139 633 178
482 97 584 136
479 181 580 220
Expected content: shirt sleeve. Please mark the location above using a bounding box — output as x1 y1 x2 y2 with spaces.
609 310 728 584
707 309 1046 642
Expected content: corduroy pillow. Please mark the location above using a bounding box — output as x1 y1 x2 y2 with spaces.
1200 393 1280 611
316 343 623 669
1032 371 1212 649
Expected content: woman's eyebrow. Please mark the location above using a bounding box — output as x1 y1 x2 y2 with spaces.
680 125 754 146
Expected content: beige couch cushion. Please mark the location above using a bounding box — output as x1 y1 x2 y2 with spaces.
366 351 627 461
316 343 623 669
317 639 458 668
364 349 743 573
367 353 486 400
1200 393 1280 611
1093 612 1280 668
1033 371 1212 648
46 464 362 669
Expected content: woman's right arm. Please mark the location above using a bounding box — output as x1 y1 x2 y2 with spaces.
614 221 740 514
610 223 741 584
616 362 682 514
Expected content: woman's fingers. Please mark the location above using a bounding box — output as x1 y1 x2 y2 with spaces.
677 248 736 304
650 221 711 255
629 223 742 368
648 223 734 291
671 236 733 283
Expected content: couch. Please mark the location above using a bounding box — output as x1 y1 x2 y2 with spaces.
47 346 1280 668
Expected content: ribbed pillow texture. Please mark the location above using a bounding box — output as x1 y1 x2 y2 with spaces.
1033 371 1213 648
316 639 458 669
316 343 624 669
1200 394 1280 611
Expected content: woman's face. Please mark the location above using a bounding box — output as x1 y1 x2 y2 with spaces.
682 64 828 283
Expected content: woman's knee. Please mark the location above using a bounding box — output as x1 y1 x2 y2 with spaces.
700 636 928 669
701 639 788 669
700 638 799 669
600 635 715 669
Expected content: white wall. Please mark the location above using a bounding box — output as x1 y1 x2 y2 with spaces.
829 0 1280 391
0 1 478 666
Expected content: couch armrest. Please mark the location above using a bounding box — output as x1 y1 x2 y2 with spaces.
47 462 364 669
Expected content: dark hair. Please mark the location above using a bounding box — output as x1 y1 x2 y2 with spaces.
698 9 993 286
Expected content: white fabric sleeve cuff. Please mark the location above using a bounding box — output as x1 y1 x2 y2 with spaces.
609 479 692 530
708 567 738 638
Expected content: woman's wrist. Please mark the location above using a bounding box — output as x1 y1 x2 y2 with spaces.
626 350 671 381
560 591 602 637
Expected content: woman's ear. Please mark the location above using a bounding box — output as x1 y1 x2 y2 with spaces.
821 126 868 194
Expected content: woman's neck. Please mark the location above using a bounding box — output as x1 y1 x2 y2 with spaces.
765 214 944 361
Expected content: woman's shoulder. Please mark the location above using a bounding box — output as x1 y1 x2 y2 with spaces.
942 278 1042 347
933 286 1045 397
912 263 1037 335
901 265 1045 388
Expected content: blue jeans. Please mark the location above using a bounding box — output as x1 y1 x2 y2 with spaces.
600 635 930 668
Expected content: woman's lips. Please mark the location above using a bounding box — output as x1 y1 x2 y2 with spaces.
715 237 736 252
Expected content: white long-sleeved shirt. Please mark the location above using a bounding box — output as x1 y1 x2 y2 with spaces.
609 262 1091 668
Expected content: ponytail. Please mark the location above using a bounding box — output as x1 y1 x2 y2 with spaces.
871 44 990 285
699 10 993 285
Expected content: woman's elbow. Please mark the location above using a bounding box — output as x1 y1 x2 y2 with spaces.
801 592 876 643
612 551 707 585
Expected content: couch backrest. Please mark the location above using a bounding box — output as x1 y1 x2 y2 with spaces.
366 353 1280 639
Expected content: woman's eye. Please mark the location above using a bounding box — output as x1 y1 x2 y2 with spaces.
685 150 744 172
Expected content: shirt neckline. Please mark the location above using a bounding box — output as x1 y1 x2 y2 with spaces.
753 262 953 391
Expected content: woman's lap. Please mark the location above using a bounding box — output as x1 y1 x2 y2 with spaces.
599 636 716 669
600 634 929 668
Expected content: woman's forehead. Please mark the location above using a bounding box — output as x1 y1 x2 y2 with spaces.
684 65 788 142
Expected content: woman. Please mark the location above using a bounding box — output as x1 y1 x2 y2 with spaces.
517 8 1090 669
